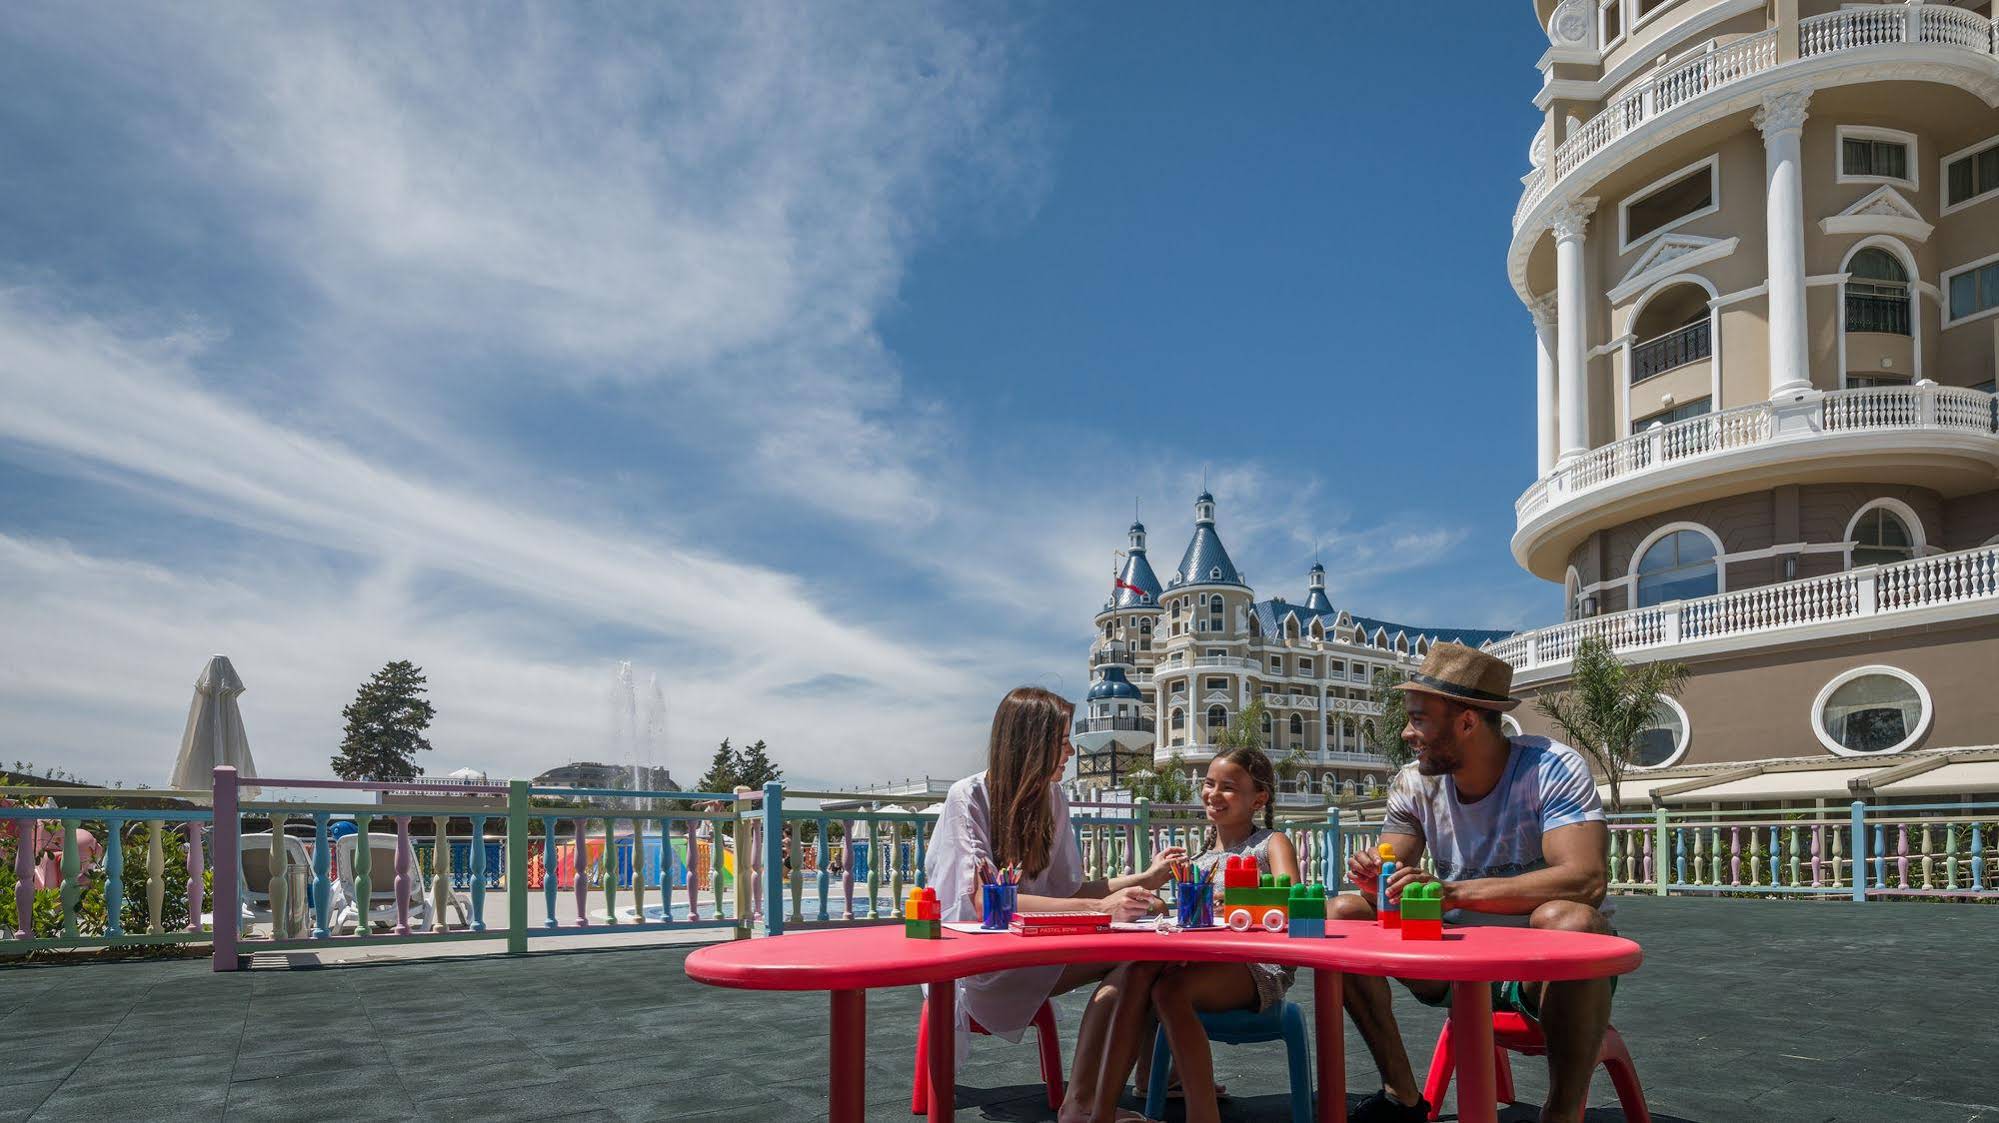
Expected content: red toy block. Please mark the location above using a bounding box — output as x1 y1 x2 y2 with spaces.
1400 917 1443 940
918 887 940 921
1223 855 1261 889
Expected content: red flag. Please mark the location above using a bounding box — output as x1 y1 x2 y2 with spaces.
1114 578 1148 598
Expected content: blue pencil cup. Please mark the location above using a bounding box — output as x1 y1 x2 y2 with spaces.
981 884 1017 930
1175 882 1213 928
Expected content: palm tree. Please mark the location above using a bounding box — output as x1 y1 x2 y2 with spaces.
1534 637 1689 814
1369 667 1412 767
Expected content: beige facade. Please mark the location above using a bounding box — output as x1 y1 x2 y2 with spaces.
1497 0 1999 783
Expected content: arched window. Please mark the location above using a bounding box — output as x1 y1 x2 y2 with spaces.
1631 280 1714 383
1849 503 1918 567
1206 705 1228 732
1170 708 1185 731
1289 714 1303 736
1846 247 1911 336
1259 710 1272 734
1171 601 1182 620
1325 714 1337 736
1635 528 1719 606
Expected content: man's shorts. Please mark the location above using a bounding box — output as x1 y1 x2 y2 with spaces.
1410 962 1619 1023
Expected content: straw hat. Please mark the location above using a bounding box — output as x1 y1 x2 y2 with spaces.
1393 642 1521 712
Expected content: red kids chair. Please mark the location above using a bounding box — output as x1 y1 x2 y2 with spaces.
1421 1011 1649 1123
911 997 1064 1114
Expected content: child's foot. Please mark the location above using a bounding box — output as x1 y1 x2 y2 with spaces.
1351 1088 1431 1122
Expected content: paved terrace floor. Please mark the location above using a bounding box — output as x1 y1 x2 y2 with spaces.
0 897 1992 1122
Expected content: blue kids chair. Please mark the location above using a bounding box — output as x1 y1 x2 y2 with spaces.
1144 1002 1312 1123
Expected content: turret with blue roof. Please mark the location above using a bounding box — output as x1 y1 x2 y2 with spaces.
1168 491 1247 589
1101 521 1164 614
1251 562 1514 651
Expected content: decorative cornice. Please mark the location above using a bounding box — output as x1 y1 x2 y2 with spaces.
1547 0 1592 49
1753 87 1812 139
1547 196 1598 242
1819 185 1935 242
1608 235 1741 304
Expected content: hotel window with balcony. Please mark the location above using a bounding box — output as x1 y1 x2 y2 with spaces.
1943 136 1999 214
1845 248 1911 336
1849 504 1917 567
1635 397 1712 428
1634 528 1719 606
1205 705 1228 734
1946 256 1999 326
1170 708 1185 732
1631 284 1712 384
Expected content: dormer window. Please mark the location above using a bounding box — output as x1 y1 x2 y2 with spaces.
1209 566 1222 580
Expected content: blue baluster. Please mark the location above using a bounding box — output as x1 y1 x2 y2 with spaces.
659 819 675 924
311 812 331 940
1873 822 1887 889
1674 828 1686 888
541 817 559 930
816 816 830 922
1972 824 1986 893
1770 826 1783 889
1849 802 1867 902
105 823 126 938
914 821 927 889
470 815 488 932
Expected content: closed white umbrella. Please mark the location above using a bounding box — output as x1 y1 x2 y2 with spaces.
170 654 258 793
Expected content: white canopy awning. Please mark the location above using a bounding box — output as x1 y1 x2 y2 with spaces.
170 654 258 793
1870 759 1999 797
1656 767 1861 803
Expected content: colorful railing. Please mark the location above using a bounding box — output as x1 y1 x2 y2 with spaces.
9 771 1994 968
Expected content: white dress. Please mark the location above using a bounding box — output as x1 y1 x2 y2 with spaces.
922 771 1085 1069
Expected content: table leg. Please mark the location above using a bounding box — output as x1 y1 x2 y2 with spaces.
926 981 955 1123
830 989 866 1121
1449 982 1497 1123
1313 968 1346 1123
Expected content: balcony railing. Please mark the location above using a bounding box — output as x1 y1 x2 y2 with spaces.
1074 715 1155 735
1845 292 1911 335
1091 646 1133 667
1632 320 1711 383
1486 540 1999 674
1518 385 1999 526
1515 7 1998 232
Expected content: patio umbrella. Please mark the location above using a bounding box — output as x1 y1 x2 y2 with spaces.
169 654 258 793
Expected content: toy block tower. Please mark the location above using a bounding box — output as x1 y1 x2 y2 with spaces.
1377 843 1401 929
1399 881 1443 940
1220 859 1294 932
903 887 942 939
1285 881 1328 938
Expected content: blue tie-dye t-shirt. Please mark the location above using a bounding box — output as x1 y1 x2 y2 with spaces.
1382 736 1610 921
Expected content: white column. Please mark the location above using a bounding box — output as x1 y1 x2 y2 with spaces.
1550 197 1598 464
1531 297 1559 475
1756 88 1814 397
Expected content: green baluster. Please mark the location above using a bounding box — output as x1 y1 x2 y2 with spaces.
886 823 903 920
354 813 372 937
1946 824 1961 891
789 822 805 923
147 820 166 935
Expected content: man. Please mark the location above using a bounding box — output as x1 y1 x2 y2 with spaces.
1337 642 1613 1123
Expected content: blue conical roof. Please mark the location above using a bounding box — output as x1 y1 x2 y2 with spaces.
1169 495 1244 588
1109 523 1163 608
1305 563 1332 613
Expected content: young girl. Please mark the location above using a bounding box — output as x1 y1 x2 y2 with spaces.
1085 745 1299 1123
926 686 1187 1123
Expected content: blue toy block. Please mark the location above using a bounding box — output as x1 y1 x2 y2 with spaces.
1286 918 1325 939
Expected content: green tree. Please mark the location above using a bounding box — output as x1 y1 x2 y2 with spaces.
695 739 740 795
1534 637 1689 814
1216 699 1270 752
1126 748 1194 805
330 661 436 782
735 739 783 789
1370 667 1412 767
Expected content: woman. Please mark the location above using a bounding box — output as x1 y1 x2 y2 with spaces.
926 686 1186 1123
1087 745 1298 1123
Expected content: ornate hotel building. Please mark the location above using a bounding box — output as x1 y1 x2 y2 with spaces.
1496 0 1999 800
1074 493 1510 805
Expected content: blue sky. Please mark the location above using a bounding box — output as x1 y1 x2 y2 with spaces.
0 3 1552 789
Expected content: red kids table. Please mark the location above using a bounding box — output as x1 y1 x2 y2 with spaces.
684 919 1641 1123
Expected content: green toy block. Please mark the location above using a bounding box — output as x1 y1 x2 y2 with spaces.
1399 881 1444 922
1286 881 1328 921
1255 873 1293 889
1222 885 1292 908
904 918 942 939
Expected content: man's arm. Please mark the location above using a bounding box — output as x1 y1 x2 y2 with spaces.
1432 821 1608 915
1348 830 1424 901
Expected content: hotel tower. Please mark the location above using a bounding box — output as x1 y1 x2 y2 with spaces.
1498 0 1999 800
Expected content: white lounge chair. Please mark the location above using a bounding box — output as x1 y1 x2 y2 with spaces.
237 832 318 937
332 833 440 933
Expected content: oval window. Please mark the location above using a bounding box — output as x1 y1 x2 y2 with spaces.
1813 667 1929 756
1631 698 1689 768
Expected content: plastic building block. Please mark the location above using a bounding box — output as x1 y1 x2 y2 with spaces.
1399 881 1443 941
1222 855 1261 890
1287 918 1325 938
1377 843 1401 929
1287 881 1328 921
903 887 942 939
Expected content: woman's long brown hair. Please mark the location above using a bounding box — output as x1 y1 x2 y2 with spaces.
985 686 1074 879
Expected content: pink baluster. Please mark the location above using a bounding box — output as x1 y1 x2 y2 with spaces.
1897 825 1910 889
1810 826 1823 887
1641 832 1654 884
574 818 591 926
185 821 205 933
393 817 412 936
1730 827 1742 885
684 818 700 921
12 814 31 939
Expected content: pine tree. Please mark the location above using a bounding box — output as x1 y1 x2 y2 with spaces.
695 739 740 794
734 739 783 789
330 661 437 782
